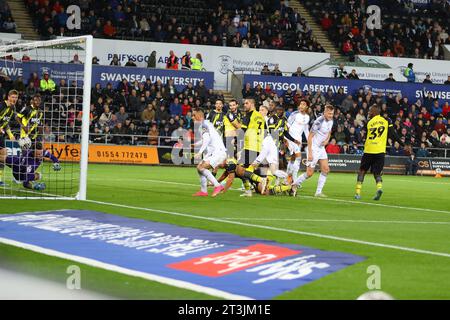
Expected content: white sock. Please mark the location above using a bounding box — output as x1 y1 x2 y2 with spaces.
200 175 207 193
287 161 293 175
293 172 309 186
274 170 288 179
292 158 301 181
316 173 327 194
203 169 220 187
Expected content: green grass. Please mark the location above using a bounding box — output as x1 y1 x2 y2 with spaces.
1 164 450 300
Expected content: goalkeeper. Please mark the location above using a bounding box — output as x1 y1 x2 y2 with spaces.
16 94 43 146
0 142 61 191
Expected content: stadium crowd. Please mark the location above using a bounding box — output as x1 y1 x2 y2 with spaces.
0 0 15 33
2 63 448 158
25 0 324 52
307 0 450 61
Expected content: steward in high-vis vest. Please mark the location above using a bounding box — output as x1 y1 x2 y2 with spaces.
39 72 56 95
403 63 415 83
190 53 203 71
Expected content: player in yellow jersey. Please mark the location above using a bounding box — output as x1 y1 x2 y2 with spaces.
239 98 265 196
0 90 18 186
207 99 225 136
223 99 242 158
355 105 403 200
16 94 43 142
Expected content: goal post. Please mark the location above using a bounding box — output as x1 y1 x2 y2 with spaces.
0 35 93 200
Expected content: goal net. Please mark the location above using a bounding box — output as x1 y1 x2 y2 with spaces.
0 36 92 200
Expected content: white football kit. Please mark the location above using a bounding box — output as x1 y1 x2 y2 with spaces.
286 111 310 155
255 117 279 165
198 120 227 169
307 115 333 168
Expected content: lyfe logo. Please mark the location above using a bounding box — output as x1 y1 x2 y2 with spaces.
66 5 81 30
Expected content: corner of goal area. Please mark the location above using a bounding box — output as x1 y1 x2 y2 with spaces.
0 209 365 299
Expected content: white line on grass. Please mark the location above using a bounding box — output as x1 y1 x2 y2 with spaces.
220 218 450 225
0 237 252 300
85 199 450 258
118 178 450 215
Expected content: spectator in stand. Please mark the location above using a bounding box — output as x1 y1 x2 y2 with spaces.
444 76 450 85
110 54 121 66
271 64 283 76
342 39 353 58
242 83 253 98
181 51 192 70
334 63 347 78
125 58 137 67
169 97 182 116
70 54 82 64
325 138 341 154
261 65 271 75
116 106 129 124
403 63 416 83
431 100 443 117
147 124 159 146
347 69 359 80
416 143 430 157
390 141 405 156
92 57 99 65
321 13 332 31
442 102 450 117
103 20 116 38
423 74 433 84
147 51 156 68
166 50 179 70
434 117 447 135
385 73 396 81
292 67 306 77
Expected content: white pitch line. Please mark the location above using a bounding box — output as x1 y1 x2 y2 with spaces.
85 199 450 258
220 218 450 225
0 237 252 300
109 178 450 215
394 179 450 186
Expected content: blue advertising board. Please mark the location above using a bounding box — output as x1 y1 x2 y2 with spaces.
1 60 215 91
243 74 450 105
0 210 364 299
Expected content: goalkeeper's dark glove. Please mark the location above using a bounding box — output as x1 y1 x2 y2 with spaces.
53 163 61 171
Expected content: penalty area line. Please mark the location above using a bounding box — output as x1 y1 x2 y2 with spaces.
85 199 450 259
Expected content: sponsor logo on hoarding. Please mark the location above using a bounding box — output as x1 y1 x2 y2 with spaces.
0 210 364 299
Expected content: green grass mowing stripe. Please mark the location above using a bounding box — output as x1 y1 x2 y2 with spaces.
85 199 450 258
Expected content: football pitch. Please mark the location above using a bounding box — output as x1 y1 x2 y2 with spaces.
0 164 449 300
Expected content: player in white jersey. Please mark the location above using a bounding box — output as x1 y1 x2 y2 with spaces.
248 105 288 193
291 104 335 197
192 108 227 197
286 99 310 182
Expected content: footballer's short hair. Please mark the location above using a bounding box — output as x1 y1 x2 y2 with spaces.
8 89 18 96
324 104 335 111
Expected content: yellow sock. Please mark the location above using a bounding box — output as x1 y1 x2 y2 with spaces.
0 169 3 182
355 182 362 195
250 173 261 183
270 185 291 194
376 182 382 190
246 165 255 173
243 180 251 191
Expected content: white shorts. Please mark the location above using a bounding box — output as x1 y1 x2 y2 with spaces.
286 139 301 156
306 146 327 168
255 137 278 165
204 151 227 169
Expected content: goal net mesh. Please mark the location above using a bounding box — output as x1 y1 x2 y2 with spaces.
0 36 91 200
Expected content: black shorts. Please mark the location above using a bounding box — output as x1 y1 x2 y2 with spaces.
0 134 5 149
360 153 385 175
240 149 259 168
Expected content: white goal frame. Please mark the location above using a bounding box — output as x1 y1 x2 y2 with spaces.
0 35 93 200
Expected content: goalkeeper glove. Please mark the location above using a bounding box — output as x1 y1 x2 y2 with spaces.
18 137 32 149
53 163 61 171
